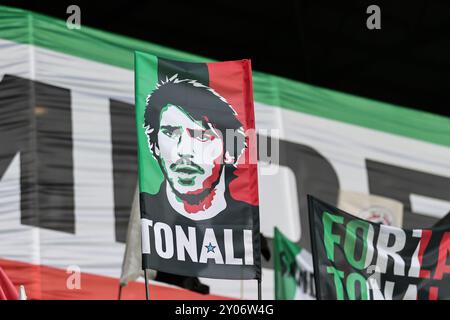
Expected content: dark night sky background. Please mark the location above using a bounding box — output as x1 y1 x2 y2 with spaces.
1 0 449 117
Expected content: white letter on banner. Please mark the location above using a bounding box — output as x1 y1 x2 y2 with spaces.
199 228 224 264
175 225 198 262
224 229 243 265
154 222 174 259
375 225 406 276
141 218 153 254
243 230 254 265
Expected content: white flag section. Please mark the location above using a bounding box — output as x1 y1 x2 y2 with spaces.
0 5 449 299
338 190 404 227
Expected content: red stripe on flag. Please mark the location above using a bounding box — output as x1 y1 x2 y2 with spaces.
428 286 439 300
418 229 432 279
434 231 450 280
207 60 259 206
0 258 232 300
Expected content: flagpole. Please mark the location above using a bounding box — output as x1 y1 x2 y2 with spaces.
257 279 261 300
144 269 150 300
136 185 150 301
307 195 322 300
257 232 262 300
118 283 123 300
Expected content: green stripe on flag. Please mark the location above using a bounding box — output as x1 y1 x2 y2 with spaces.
134 51 163 195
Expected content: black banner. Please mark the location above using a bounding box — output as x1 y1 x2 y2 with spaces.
308 195 450 300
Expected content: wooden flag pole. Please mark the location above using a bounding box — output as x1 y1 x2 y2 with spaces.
144 269 150 300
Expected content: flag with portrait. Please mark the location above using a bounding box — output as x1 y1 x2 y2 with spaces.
134 52 261 280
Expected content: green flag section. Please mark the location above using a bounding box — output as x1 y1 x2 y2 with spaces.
135 52 162 195
274 227 315 300
308 195 450 300
135 51 261 280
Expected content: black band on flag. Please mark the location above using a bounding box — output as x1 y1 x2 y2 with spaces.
158 58 209 85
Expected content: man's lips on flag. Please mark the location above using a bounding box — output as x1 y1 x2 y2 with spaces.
170 159 205 175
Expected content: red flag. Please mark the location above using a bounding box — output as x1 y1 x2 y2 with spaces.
0 267 19 300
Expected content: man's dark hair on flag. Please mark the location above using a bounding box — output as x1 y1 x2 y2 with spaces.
143 76 246 163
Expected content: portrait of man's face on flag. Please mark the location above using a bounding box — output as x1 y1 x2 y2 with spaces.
135 53 261 280
144 76 246 220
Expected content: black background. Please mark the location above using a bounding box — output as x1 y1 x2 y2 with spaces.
1 0 449 117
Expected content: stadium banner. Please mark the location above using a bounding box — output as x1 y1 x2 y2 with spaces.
338 190 403 227
273 227 315 299
0 5 449 298
135 52 261 279
308 195 450 300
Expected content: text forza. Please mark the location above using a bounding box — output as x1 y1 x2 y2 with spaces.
323 212 450 299
141 218 254 265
